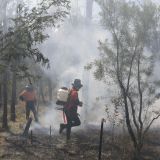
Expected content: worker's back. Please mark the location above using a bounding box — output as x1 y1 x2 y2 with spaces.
20 90 36 102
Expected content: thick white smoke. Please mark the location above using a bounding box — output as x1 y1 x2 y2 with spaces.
35 0 109 130
31 0 160 132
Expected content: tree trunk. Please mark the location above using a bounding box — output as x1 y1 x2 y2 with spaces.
86 0 93 23
48 79 52 101
82 70 90 124
2 71 8 129
40 81 46 104
22 117 32 137
2 0 8 129
0 84 2 109
133 147 142 160
10 71 16 121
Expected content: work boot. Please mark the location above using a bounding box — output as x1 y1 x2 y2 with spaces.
59 124 65 134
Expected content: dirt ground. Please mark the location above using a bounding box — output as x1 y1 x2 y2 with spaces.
0 104 160 160
1 128 160 160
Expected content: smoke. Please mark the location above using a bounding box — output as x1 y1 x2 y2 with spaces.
35 0 109 130
30 103 63 134
37 0 160 131
0 0 109 132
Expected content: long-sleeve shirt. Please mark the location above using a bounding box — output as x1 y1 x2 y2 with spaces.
64 88 80 115
19 90 36 102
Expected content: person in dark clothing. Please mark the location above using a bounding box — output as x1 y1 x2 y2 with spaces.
19 85 38 122
59 79 83 140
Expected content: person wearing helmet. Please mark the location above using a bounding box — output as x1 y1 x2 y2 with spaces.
59 79 83 140
19 84 38 122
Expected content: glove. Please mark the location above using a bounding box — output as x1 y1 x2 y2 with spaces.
19 96 24 101
79 101 83 107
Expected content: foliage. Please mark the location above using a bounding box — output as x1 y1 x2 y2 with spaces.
0 0 70 77
88 0 160 159
0 0 70 127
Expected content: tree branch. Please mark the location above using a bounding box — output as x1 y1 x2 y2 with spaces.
137 52 143 131
126 44 138 93
143 114 160 136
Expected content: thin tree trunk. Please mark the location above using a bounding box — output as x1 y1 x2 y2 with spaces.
82 70 90 124
48 79 52 101
10 70 16 121
2 70 8 129
22 117 32 137
86 0 93 23
133 147 142 160
0 84 2 109
40 81 46 104
2 0 8 129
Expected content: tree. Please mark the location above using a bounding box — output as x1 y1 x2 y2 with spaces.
0 0 70 126
10 65 17 121
1 0 9 129
88 0 160 159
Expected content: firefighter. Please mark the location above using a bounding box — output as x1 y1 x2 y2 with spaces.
59 79 83 140
19 84 38 122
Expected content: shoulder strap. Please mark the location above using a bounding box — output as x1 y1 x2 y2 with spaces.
67 89 72 103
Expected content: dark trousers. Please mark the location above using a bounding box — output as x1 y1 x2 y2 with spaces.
26 101 38 122
61 109 81 140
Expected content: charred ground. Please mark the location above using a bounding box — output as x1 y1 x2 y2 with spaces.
0 105 160 160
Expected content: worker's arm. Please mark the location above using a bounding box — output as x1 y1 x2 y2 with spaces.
19 90 26 101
